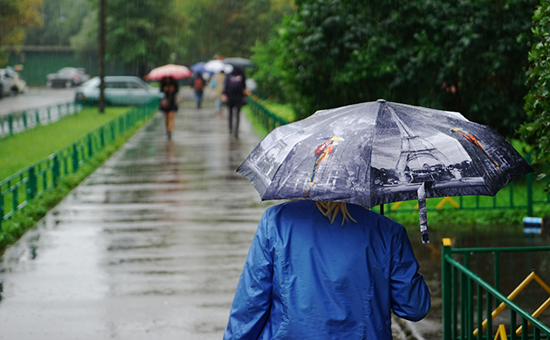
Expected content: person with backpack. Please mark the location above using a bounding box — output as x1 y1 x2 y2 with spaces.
192 72 206 109
222 67 246 138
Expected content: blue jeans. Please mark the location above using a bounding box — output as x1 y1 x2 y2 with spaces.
194 90 203 108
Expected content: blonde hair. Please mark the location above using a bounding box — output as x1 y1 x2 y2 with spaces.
315 201 357 225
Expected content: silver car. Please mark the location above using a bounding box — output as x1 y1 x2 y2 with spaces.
0 68 16 98
75 76 161 105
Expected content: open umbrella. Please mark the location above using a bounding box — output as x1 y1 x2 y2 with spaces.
237 99 534 244
190 62 213 75
204 59 233 74
145 64 192 81
223 57 255 69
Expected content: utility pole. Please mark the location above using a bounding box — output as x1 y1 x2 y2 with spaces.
98 0 106 113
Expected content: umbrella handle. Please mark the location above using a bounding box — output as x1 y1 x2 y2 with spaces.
417 183 430 244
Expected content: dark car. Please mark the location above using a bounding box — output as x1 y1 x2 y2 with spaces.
46 67 90 88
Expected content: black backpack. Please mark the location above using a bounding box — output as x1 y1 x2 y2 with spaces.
226 73 244 97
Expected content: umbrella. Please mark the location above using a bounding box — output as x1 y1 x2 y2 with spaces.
237 99 534 244
190 62 213 74
223 57 255 68
204 59 233 74
145 64 192 80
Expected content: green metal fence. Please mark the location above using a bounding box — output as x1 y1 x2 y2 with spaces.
442 239 550 339
0 101 82 139
247 95 291 132
246 97 550 216
0 98 159 231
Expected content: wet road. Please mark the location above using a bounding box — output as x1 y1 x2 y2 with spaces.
0 102 275 339
0 87 75 116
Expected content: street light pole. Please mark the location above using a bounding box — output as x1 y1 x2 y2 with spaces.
98 0 106 113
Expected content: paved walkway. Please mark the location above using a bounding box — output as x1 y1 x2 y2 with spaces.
0 99 432 339
0 101 275 339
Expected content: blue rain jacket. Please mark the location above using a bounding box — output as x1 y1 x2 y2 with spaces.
224 200 431 340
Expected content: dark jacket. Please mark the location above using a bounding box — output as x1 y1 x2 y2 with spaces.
159 76 179 112
223 70 246 105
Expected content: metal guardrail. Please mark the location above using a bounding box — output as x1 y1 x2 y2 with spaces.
0 101 82 139
247 95 291 132
0 98 159 231
442 239 550 340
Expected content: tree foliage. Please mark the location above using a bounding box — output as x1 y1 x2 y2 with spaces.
101 0 185 74
252 0 536 136
520 0 550 178
24 0 88 46
181 0 295 64
0 0 42 65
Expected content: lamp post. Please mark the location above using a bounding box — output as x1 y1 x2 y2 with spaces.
98 0 106 113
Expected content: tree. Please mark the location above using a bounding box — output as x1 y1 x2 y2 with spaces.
520 0 550 188
252 0 537 134
24 0 88 46
0 0 42 65
181 0 295 64
70 0 185 76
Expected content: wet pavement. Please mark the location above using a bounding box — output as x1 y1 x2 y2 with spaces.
0 87 75 116
0 100 275 339
0 97 439 339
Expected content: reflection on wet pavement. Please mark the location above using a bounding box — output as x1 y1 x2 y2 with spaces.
0 103 274 339
1 98 549 339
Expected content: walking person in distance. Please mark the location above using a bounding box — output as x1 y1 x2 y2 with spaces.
159 76 179 140
192 72 205 109
222 67 246 138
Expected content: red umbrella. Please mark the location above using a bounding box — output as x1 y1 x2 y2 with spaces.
145 64 192 80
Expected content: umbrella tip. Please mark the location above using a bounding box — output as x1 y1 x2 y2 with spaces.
377 99 386 103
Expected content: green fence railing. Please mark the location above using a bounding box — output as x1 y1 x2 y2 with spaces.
0 101 82 139
247 95 290 132
246 97 550 216
442 239 550 340
0 98 159 231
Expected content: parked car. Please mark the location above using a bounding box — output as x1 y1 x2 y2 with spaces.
0 68 16 98
9 65 28 93
75 76 161 105
46 67 90 88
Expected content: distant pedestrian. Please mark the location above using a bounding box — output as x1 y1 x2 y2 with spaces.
222 67 246 138
208 70 226 117
159 76 179 140
192 72 206 109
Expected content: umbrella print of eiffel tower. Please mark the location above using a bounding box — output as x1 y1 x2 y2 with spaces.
388 107 449 184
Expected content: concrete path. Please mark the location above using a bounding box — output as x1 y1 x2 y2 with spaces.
0 101 274 340
0 98 434 339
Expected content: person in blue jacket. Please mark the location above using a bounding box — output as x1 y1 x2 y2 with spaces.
223 200 431 340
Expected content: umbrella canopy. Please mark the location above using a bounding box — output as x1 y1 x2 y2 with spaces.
190 62 213 74
237 99 534 243
145 64 192 80
204 59 233 74
223 57 255 68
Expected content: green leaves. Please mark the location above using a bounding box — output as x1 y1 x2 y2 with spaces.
521 0 550 178
252 0 537 135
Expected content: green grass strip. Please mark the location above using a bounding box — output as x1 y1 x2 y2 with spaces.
0 116 152 254
0 106 130 181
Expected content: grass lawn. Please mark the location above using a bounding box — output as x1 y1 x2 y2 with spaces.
0 106 130 181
